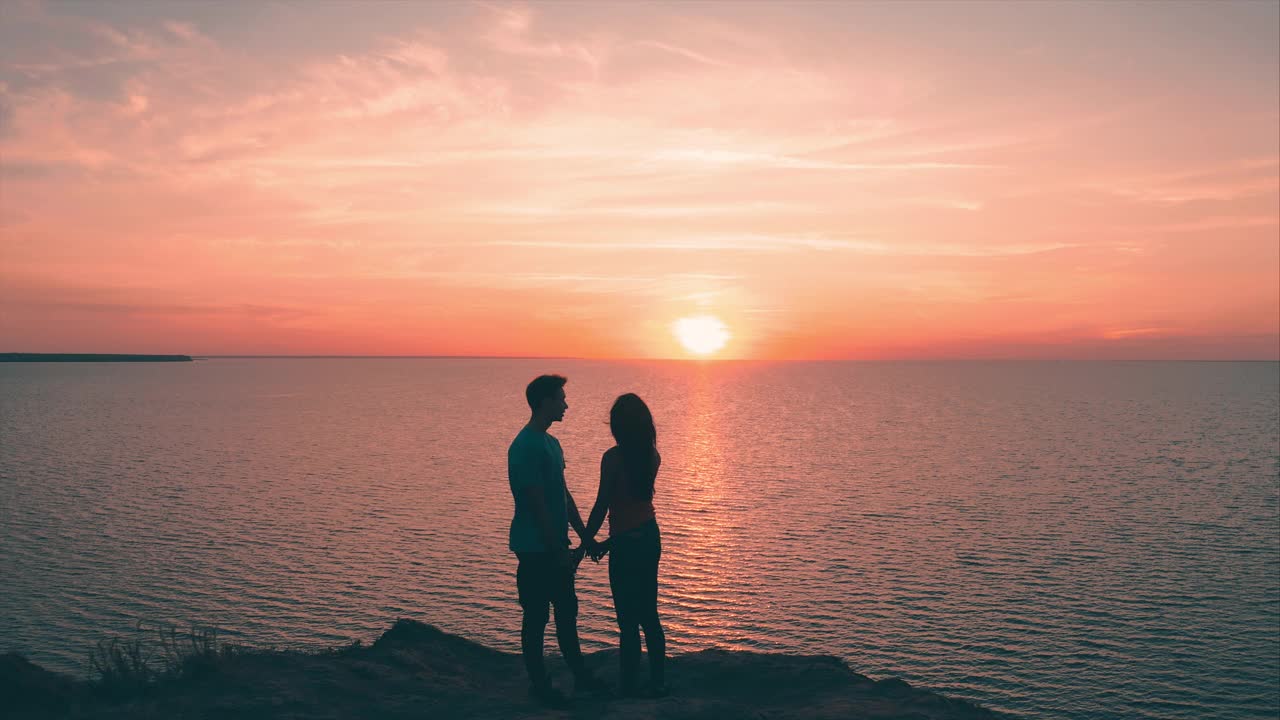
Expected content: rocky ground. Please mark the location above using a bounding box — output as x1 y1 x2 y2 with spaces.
5 619 1014 719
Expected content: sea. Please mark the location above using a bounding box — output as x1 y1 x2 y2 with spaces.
1 358 1277 719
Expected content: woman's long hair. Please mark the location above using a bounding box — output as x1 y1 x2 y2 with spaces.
609 393 658 501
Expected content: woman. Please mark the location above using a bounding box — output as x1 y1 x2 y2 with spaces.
584 393 667 697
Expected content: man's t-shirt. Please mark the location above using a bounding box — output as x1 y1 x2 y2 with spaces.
508 426 569 553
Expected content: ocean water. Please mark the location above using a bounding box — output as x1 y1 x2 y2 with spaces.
1 358 1276 719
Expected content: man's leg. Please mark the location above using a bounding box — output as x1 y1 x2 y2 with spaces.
549 562 587 676
519 554 573 707
517 554 552 686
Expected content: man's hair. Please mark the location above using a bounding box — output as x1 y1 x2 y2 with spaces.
525 374 567 412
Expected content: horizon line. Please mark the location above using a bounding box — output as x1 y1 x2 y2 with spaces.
196 355 1280 362
6 352 1277 362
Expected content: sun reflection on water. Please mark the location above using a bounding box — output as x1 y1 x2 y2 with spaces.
659 365 751 651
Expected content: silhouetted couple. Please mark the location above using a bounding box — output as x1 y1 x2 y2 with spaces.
507 374 666 707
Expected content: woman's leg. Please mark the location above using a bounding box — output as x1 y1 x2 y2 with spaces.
639 534 665 689
609 548 642 691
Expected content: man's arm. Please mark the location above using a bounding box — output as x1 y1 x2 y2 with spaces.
567 490 589 544
518 483 570 564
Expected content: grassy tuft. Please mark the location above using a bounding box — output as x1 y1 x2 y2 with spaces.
88 623 237 697
88 634 153 694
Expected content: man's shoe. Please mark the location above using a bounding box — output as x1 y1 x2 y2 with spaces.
529 682 571 709
574 671 612 696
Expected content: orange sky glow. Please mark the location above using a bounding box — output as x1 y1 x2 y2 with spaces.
1 1 1277 359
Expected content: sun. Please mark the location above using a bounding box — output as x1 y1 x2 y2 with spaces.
673 315 731 356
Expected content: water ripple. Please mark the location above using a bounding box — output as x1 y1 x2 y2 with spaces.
1 359 1277 720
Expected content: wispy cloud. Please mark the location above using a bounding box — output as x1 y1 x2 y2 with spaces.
486 235 1075 257
643 148 998 172
1089 157 1280 204
1102 327 1179 340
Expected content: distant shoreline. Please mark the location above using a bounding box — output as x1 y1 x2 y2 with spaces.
0 354 193 363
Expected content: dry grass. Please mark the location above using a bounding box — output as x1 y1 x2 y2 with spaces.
87 623 236 696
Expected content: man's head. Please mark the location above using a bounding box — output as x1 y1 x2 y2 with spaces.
525 374 568 423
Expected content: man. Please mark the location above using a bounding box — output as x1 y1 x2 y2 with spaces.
508 374 605 706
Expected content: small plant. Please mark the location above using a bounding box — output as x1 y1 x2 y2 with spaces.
88 633 155 695
88 622 234 695
160 624 231 679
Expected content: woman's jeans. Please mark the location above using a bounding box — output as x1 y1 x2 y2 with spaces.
608 520 665 688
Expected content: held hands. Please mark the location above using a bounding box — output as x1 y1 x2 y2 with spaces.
579 537 611 563
569 537 610 565
589 541 610 563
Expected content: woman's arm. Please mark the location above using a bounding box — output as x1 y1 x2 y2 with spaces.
583 448 617 542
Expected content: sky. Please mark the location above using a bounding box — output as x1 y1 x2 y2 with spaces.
1 0 1277 360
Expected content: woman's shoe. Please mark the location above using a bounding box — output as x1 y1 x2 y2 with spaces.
619 681 644 698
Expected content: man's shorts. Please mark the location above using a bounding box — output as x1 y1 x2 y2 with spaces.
516 552 579 614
